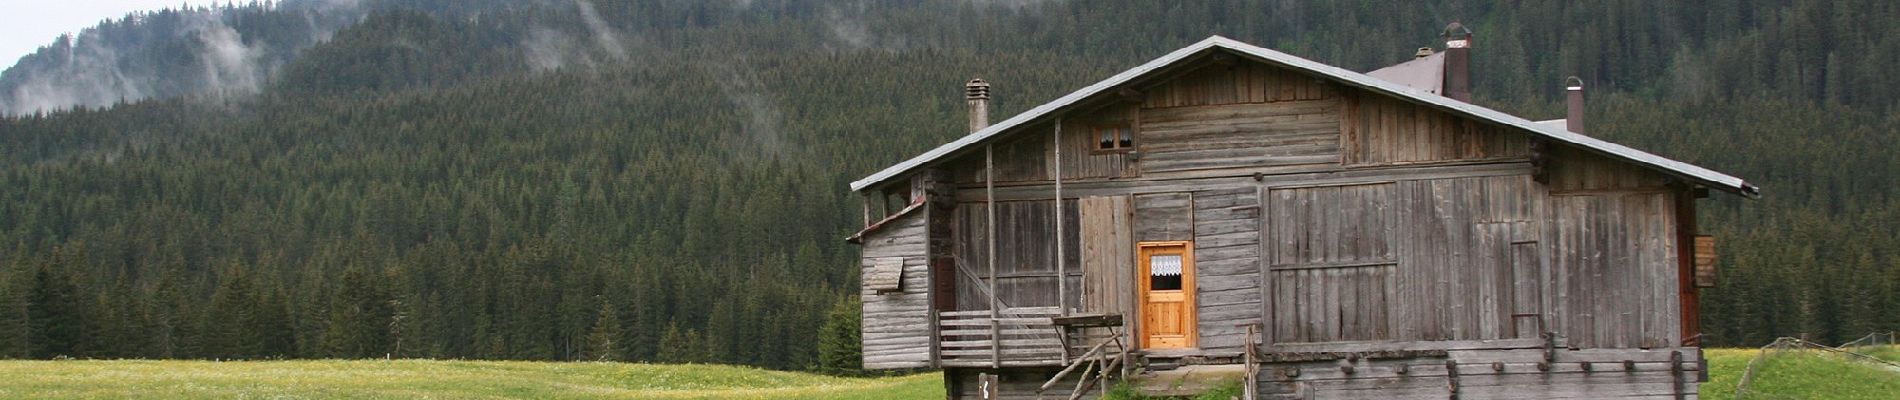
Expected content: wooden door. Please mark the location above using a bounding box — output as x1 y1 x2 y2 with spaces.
1139 242 1195 349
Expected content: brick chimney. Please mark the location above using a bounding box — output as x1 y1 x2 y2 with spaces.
1566 76 1585 134
1442 22 1473 102
966 79 991 133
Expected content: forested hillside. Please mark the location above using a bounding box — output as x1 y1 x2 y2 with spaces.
0 0 1895 370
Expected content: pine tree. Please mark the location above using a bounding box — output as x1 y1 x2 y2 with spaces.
26 252 87 359
580 297 624 361
322 265 393 359
816 295 861 376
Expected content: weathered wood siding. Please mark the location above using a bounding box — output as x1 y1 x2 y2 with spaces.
1549 191 1680 349
1191 187 1262 352
1266 183 1398 343
953 200 1081 311
1341 93 1531 165
1398 176 1545 342
1138 99 1341 174
1142 62 1333 108
1546 145 1672 193
1134 192 1194 241
1256 348 1702 399
858 211 933 369
1062 105 1139 180
945 367 1077 400
1081 196 1135 317
951 132 1051 184
1264 175 1546 345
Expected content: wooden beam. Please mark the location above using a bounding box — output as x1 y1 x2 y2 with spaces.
987 144 1000 369
1056 118 1066 316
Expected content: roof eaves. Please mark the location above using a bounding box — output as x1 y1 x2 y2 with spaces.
851 36 1760 199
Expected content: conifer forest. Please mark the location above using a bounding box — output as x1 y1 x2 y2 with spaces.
0 0 1896 373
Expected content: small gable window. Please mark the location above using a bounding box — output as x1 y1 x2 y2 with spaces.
1094 124 1133 152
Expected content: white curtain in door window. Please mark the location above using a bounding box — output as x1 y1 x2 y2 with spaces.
1150 254 1182 277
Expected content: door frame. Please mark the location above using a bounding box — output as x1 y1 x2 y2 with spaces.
1137 241 1196 349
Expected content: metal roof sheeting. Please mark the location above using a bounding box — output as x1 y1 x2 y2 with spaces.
850 36 1759 198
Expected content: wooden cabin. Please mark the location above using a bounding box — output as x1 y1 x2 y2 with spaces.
847 32 1756 399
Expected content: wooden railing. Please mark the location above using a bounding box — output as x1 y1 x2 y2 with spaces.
938 307 1066 367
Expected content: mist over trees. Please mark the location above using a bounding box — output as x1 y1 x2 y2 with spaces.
0 0 1896 371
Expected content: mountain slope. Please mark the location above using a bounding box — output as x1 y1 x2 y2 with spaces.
0 0 1895 369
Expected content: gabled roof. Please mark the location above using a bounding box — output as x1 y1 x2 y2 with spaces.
850 36 1759 198
1367 51 1446 94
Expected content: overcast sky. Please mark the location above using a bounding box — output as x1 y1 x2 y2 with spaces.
0 0 220 72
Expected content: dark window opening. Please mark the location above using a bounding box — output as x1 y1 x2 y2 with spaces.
1094 125 1133 152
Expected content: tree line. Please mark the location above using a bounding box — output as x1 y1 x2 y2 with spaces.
0 0 1895 375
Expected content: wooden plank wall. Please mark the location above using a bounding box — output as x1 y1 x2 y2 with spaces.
1396 175 1544 342
945 367 1076 400
1549 191 1680 349
1256 348 1702 399
1266 183 1399 343
1546 146 1672 193
953 200 1082 311
1081 196 1136 319
1142 62 1333 108
1263 175 1546 345
858 211 933 369
1190 187 1262 352
1341 93 1530 165
1134 193 1194 241
1139 99 1341 174
952 132 1051 184
1060 104 1138 180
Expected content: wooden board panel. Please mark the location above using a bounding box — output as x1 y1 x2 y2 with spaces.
1142 61 1333 109
857 212 933 369
1135 192 1194 241
1139 100 1341 174
1390 175 1546 343
1080 196 1135 319
1344 93 1530 166
953 200 1081 311
1061 106 1137 180
1545 145 1671 193
1190 187 1263 352
1548 191 1681 349
1265 183 1397 343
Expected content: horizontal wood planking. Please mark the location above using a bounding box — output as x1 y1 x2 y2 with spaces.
1191 187 1262 353
957 161 1532 202
1135 192 1194 241
1139 100 1340 174
1254 348 1700 400
1142 61 1332 109
1343 92 1530 166
858 212 933 369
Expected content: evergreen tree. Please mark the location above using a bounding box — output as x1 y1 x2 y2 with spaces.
26 251 87 358
321 266 393 359
816 295 862 376
580 297 624 362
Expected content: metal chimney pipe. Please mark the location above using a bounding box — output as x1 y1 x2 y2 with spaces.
966 79 991 133
1442 22 1473 102
1565 76 1585 134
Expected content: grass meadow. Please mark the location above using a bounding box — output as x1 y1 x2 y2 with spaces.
2 347 1898 399
0 360 942 399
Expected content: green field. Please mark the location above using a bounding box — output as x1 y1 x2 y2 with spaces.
1701 346 1900 399
0 360 943 399
3 348 1898 399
